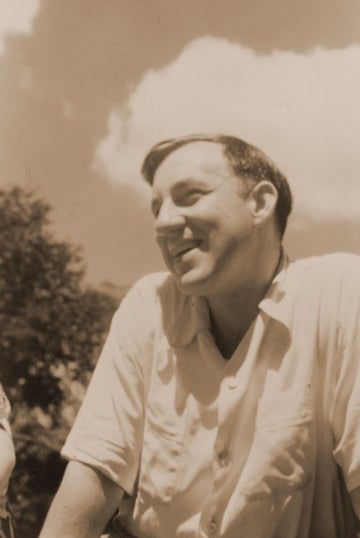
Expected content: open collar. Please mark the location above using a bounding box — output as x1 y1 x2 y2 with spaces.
166 250 297 348
166 294 211 347
258 252 297 330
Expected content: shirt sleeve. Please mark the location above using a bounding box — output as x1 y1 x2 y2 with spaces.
331 255 360 494
61 275 160 495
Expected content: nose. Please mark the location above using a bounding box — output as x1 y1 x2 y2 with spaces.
155 199 185 235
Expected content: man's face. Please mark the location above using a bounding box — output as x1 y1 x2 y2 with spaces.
151 141 257 297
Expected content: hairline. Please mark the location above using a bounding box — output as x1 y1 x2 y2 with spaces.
141 134 292 238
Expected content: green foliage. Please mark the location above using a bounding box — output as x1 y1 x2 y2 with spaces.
0 187 118 537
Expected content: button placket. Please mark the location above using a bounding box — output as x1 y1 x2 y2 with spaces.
200 314 268 537
208 517 218 535
217 449 229 467
227 375 237 389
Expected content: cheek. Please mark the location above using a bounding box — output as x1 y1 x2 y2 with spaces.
208 220 254 259
156 237 168 259
223 211 254 239
156 239 176 272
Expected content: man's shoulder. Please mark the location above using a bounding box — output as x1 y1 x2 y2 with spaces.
288 252 360 280
285 253 360 308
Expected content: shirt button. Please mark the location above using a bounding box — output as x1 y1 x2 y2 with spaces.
228 376 237 389
218 449 229 467
208 518 217 534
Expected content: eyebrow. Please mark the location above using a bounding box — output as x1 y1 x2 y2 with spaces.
150 177 210 214
171 178 210 194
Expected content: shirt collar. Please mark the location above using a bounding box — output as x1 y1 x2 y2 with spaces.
167 294 211 347
258 251 296 330
167 249 295 347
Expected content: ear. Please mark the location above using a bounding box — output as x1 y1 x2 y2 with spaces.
248 181 278 226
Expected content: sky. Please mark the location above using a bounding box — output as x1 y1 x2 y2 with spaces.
1 0 360 287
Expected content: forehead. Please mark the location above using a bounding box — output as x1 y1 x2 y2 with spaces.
153 141 233 186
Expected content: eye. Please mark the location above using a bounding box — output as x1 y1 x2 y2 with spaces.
179 189 205 206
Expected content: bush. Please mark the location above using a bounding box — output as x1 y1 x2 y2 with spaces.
0 187 119 536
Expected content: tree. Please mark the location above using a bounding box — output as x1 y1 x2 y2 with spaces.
0 187 119 537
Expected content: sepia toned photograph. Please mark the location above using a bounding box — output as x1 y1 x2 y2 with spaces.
1 1 360 536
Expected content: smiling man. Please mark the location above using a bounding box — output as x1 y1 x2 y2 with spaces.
40 134 360 538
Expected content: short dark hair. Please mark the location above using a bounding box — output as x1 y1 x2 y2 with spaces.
141 133 292 238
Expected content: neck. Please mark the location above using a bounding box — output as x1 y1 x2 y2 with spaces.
207 244 282 358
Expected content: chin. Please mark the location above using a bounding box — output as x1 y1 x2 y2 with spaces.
174 267 214 297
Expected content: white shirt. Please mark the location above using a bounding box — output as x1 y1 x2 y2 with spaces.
62 253 360 537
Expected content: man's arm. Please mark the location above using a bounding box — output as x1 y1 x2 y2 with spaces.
39 460 124 538
351 487 360 521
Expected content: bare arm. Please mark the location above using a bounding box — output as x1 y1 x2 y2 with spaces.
39 460 124 538
351 486 360 521
0 427 15 490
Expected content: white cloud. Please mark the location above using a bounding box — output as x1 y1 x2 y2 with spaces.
94 37 360 221
0 0 40 53
95 109 151 200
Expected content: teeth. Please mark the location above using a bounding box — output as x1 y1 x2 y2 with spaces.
171 241 199 258
179 246 192 255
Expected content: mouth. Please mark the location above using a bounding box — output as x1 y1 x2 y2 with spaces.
169 240 202 260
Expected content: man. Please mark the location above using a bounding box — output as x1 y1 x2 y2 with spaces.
40 134 360 537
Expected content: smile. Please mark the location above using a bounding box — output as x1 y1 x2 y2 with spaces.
169 240 201 259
